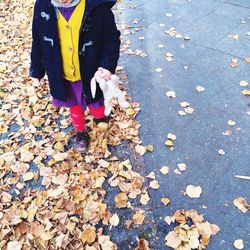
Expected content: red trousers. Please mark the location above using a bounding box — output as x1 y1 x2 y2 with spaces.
70 105 105 131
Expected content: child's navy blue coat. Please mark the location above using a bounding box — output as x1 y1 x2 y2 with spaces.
30 0 121 103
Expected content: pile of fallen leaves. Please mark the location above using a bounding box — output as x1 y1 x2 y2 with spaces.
165 209 220 249
0 0 146 249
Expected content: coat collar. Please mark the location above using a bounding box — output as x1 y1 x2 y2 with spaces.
87 0 117 10
46 0 117 11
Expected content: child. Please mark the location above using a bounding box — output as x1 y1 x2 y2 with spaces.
30 0 121 153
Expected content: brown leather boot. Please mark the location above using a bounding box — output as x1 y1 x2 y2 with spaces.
74 131 89 153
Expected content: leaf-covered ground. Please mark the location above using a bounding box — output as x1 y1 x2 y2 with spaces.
0 0 250 249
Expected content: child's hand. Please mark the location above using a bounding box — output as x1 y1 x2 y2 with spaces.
31 77 43 87
98 67 111 81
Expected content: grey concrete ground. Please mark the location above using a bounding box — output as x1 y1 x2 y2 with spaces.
116 0 250 249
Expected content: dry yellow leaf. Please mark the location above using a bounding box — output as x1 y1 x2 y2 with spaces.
20 149 34 163
27 208 37 223
86 246 97 250
196 85 205 92
160 166 169 175
178 110 187 116
164 216 174 225
185 107 195 114
99 235 116 250
228 120 236 126
180 101 190 107
0 123 8 134
174 168 181 175
140 191 150 205
229 34 240 41
133 211 145 225
145 144 154 152
48 188 63 198
149 180 160 189
165 139 174 146
155 68 163 73
165 91 176 98
97 122 108 130
166 52 174 57
54 142 64 152
211 224 220 235
178 163 187 172
7 241 22 250
109 213 119 226
0 158 4 167
116 65 124 71
245 57 250 63
167 133 176 140
234 239 244 249
98 159 110 168
196 222 213 237
188 235 199 249
125 108 135 116
242 89 250 96
146 171 156 180
161 197 170 206
165 231 182 248
23 172 34 182
239 80 248 87
115 192 128 208
218 149 225 155
231 58 238 67
135 145 147 155
81 227 96 244
186 185 202 198
0 65 7 72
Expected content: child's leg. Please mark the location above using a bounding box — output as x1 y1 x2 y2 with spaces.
69 105 86 131
88 105 105 119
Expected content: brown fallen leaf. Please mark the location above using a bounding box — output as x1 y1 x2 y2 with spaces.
233 197 250 213
245 57 250 63
135 238 151 250
0 123 8 134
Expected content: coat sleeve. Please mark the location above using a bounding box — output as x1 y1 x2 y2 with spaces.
29 3 46 79
99 5 121 74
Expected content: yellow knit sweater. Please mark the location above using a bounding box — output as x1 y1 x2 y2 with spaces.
57 0 85 81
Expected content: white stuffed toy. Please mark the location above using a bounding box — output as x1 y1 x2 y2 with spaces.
90 71 129 116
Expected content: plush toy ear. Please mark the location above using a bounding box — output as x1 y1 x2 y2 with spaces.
90 77 97 98
99 79 107 91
